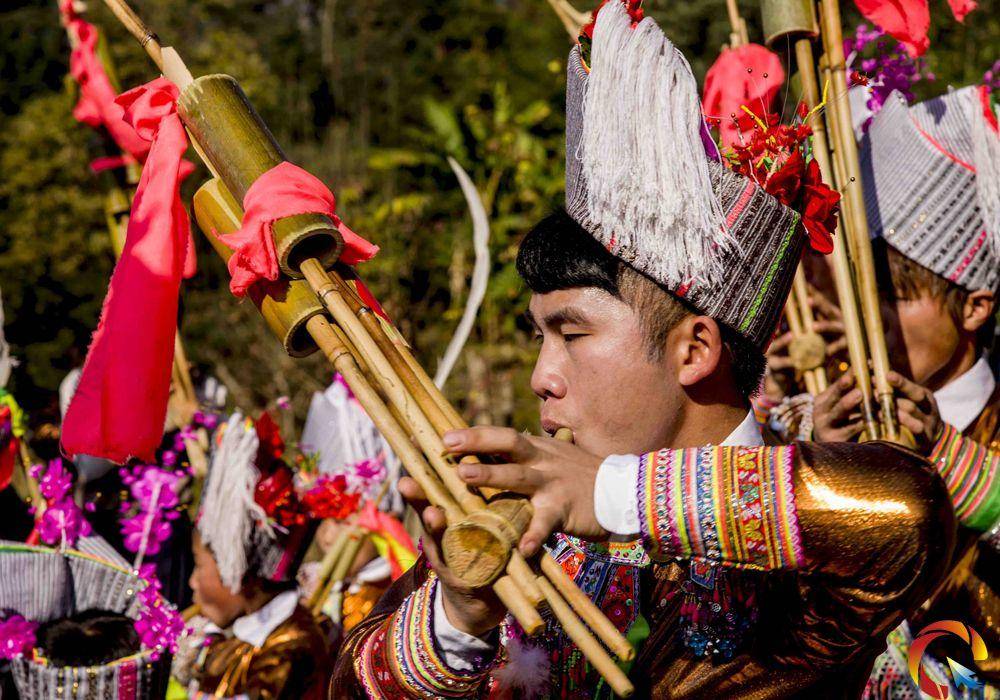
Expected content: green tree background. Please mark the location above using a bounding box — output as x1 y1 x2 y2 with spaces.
1 0 997 436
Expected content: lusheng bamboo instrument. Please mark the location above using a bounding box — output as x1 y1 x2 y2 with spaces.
760 0 905 441
723 0 829 397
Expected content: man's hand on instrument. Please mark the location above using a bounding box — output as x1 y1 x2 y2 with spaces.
396 476 506 637
813 371 865 441
887 371 943 455
443 426 608 558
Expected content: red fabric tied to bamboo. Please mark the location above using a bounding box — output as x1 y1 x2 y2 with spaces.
703 44 784 148
218 161 379 297
62 2 196 278
852 0 976 56
62 78 192 463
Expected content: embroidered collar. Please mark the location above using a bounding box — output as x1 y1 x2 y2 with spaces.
934 356 996 432
205 589 300 648
722 410 764 447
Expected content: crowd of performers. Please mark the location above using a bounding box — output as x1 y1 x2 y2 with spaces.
0 0 998 698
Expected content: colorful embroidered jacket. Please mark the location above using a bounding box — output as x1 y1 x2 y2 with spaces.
332 441 954 699
911 384 1000 686
194 604 330 700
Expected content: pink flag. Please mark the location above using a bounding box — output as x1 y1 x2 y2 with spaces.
703 44 785 148
62 79 192 463
852 0 930 56
218 161 379 297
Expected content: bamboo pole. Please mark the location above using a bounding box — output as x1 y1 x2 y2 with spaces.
816 0 900 442
790 35 881 438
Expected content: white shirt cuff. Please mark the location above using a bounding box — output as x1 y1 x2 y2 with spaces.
593 454 641 536
431 580 498 672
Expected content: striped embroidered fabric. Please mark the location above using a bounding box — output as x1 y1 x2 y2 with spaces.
930 423 1000 531
637 446 803 570
357 575 492 698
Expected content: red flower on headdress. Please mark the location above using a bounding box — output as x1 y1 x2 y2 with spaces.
799 160 840 254
254 466 307 527
254 411 285 465
763 149 805 207
301 474 361 521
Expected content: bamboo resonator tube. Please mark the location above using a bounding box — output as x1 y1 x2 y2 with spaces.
193 180 635 695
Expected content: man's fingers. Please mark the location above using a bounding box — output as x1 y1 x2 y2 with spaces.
443 426 534 462
897 411 926 440
398 476 429 510
834 388 863 416
813 320 846 335
829 338 847 355
768 331 794 353
519 503 562 558
815 371 853 410
458 462 541 495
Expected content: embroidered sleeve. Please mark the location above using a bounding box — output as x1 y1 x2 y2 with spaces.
929 423 1000 531
355 573 497 698
636 445 803 570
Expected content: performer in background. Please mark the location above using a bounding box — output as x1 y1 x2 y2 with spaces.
333 2 955 697
179 413 329 700
807 86 1000 697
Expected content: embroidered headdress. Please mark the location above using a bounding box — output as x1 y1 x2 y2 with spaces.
566 1 820 349
0 543 178 699
859 86 1000 291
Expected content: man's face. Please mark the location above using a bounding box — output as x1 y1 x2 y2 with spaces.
526 287 682 456
880 292 959 385
189 533 248 628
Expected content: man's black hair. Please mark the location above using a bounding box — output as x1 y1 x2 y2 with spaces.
37 609 140 667
516 209 766 400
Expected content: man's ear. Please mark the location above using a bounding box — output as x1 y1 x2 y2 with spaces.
672 315 724 388
962 290 995 333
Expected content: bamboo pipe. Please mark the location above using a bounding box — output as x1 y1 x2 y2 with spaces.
793 37 880 438
725 0 750 47
307 527 351 613
816 0 900 441
306 313 545 634
331 235 634 664
191 182 545 633
791 272 828 393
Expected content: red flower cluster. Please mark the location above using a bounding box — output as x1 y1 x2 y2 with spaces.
254 467 362 527
301 475 362 521
727 107 840 254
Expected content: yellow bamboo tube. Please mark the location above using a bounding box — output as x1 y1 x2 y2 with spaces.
794 37 880 438
817 0 900 441
307 527 351 613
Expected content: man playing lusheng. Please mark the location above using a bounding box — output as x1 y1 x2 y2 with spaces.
809 86 1000 697
333 2 955 697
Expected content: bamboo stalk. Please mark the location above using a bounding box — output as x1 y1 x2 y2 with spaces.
307 527 351 612
816 0 900 442
793 37 880 438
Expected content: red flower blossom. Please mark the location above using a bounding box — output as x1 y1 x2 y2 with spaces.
799 159 840 253
763 149 805 206
850 70 870 86
254 466 307 528
302 474 361 521
796 101 809 120
254 411 285 465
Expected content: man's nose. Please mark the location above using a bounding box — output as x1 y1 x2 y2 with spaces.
530 349 567 400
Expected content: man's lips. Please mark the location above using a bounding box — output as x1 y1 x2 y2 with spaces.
540 418 566 436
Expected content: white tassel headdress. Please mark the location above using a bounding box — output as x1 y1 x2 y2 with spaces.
580 1 730 289
197 412 268 592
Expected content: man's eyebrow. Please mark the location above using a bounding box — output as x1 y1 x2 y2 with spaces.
523 308 539 330
542 306 589 328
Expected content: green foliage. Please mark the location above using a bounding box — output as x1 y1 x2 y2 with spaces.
0 0 996 433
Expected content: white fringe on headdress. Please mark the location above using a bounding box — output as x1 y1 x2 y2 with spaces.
581 1 730 288
197 412 267 592
970 90 1000 256
0 287 16 388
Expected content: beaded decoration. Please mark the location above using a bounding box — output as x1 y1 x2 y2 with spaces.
358 575 495 699
931 423 1000 531
637 445 803 570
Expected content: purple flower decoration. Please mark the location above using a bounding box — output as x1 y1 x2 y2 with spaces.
37 498 92 547
120 466 181 569
37 460 73 501
121 514 173 557
0 615 37 660
845 24 933 130
985 60 1000 93
134 583 186 659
